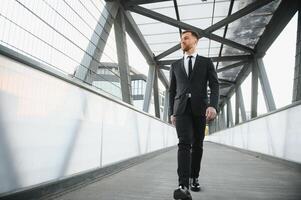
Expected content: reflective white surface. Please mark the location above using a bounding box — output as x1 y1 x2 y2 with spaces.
206 104 301 164
0 54 177 194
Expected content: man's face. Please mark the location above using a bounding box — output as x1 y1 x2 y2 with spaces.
181 32 198 52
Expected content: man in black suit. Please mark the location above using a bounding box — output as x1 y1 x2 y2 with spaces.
169 30 219 200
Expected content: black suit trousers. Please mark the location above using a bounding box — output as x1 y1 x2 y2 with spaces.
175 98 206 188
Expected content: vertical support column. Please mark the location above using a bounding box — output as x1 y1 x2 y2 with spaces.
227 99 234 127
293 9 301 102
216 115 221 131
220 106 226 129
153 67 160 118
114 9 132 104
143 65 156 112
163 90 169 122
237 87 247 122
226 102 230 128
235 86 240 125
218 109 222 130
251 60 258 118
256 58 276 111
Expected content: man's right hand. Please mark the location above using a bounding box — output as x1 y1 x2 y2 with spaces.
170 115 176 126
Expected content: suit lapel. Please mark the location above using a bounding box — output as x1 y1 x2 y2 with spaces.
180 57 188 78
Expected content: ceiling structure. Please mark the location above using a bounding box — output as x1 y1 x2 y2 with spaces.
106 0 298 110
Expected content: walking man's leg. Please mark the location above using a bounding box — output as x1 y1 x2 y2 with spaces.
190 115 206 191
176 115 193 188
173 101 193 200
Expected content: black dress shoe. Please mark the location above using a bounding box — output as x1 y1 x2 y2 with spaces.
190 178 201 192
173 185 192 200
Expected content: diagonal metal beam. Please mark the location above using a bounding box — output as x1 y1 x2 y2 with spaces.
115 8 132 104
155 0 275 60
153 67 161 118
173 0 182 36
124 10 169 88
76 2 119 82
156 43 181 60
216 0 234 70
219 78 236 84
123 10 170 112
159 65 171 71
211 55 252 62
293 7 301 102
217 60 250 73
256 58 276 111
220 84 232 89
127 5 255 54
255 0 298 55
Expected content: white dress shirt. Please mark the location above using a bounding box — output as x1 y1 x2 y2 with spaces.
183 52 198 77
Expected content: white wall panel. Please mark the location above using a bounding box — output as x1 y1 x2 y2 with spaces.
206 104 301 164
0 54 177 194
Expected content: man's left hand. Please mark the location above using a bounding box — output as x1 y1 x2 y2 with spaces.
206 107 217 122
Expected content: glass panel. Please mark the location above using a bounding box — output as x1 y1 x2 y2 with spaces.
221 44 248 56
0 0 113 77
225 0 281 48
177 1 214 29
143 32 179 45
142 1 177 20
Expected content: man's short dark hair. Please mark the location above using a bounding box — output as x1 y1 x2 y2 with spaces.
181 30 199 39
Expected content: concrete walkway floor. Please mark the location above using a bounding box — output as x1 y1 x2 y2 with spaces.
53 142 301 200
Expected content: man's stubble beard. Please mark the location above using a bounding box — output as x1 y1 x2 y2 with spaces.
182 44 192 52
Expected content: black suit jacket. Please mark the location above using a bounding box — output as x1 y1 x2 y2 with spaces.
168 55 219 117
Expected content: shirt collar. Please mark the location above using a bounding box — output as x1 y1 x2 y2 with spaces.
184 52 198 60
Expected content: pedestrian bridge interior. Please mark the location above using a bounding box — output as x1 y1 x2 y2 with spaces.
0 0 300 199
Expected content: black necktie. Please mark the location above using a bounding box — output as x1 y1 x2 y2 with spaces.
188 56 193 78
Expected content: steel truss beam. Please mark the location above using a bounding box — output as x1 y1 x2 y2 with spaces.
256 58 276 111
237 86 247 122
255 0 298 55
155 0 275 60
251 60 258 118
217 60 250 73
115 8 132 104
126 5 255 54
153 67 161 118
227 99 234 127
123 10 169 113
76 2 119 83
